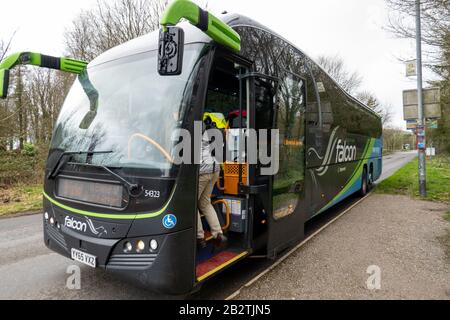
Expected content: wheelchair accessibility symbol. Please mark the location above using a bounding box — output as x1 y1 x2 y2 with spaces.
163 214 177 229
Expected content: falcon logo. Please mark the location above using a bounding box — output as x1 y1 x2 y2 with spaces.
64 216 107 237
65 217 87 233
336 139 357 163
308 127 358 177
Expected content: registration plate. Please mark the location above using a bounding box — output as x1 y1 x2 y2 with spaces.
71 248 97 268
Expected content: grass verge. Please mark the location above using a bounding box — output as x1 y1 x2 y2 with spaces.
376 156 450 202
0 185 43 218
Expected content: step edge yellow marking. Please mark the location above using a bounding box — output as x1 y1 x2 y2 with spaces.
197 251 248 282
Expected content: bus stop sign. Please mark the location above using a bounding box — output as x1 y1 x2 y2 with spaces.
403 87 441 121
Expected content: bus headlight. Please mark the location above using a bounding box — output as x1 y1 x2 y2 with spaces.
150 239 158 252
137 240 145 253
44 212 49 220
49 217 55 226
124 242 133 253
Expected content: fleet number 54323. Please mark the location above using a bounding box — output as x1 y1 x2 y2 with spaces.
145 190 160 198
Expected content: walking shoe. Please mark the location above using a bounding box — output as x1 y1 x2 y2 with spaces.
214 234 228 249
197 238 207 249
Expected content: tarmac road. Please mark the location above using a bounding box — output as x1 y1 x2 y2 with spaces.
0 151 418 300
379 150 417 182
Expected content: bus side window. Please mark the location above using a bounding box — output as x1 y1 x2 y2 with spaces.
306 73 319 127
305 60 327 159
255 79 276 175
273 73 306 220
315 75 334 134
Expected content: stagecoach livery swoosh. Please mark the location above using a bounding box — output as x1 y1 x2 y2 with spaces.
308 126 340 177
315 138 376 215
43 187 176 220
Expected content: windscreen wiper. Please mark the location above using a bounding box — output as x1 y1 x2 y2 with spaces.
47 150 113 180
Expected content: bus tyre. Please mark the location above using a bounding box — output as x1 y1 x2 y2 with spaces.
360 168 368 197
368 168 374 191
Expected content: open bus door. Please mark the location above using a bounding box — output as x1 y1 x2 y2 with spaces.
248 72 307 259
244 73 304 258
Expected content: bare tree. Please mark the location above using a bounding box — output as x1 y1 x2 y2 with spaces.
385 0 449 52
0 39 8 151
357 91 393 125
65 0 168 61
26 69 74 145
0 39 5 61
317 55 363 95
386 0 449 80
0 30 18 62
383 127 415 152
386 0 449 153
0 34 16 151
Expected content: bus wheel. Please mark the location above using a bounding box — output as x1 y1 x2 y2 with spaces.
368 167 374 191
360 167 368 197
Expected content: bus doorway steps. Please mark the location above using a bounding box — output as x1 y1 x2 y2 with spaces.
196 250 248 282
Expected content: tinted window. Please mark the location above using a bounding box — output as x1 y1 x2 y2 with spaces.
273 73 306 220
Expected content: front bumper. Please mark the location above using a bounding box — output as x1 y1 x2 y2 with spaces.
44 219 195 294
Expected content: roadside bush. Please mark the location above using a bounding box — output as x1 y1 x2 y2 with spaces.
0 147 47 187
21 143 38 157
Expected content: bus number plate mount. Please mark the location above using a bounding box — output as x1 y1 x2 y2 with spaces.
71 248 97 268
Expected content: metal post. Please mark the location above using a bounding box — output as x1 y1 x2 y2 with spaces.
430 140 433 160
416 0 427 197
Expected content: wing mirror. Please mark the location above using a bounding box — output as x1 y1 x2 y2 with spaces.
158 26 184 76
78 71 100 130
0 69 10 99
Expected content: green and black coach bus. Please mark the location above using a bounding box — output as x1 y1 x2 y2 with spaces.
0 0 382 294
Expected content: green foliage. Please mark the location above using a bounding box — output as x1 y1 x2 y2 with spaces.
0 147 47 186
376 156 450 202
0 147 47 216
21 143 38 157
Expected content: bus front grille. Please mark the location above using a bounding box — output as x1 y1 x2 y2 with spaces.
107 254 157 269
46 224 68 251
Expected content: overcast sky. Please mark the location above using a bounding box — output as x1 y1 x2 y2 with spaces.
1 0 431 129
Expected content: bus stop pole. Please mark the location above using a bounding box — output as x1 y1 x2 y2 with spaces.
416 0 427 197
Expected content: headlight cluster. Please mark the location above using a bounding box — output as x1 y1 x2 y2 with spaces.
123 239 159 254
44 212 60 229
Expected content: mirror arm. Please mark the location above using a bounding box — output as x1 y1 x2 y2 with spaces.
0 52 88 99
0 52 87 74
160 0 241 53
